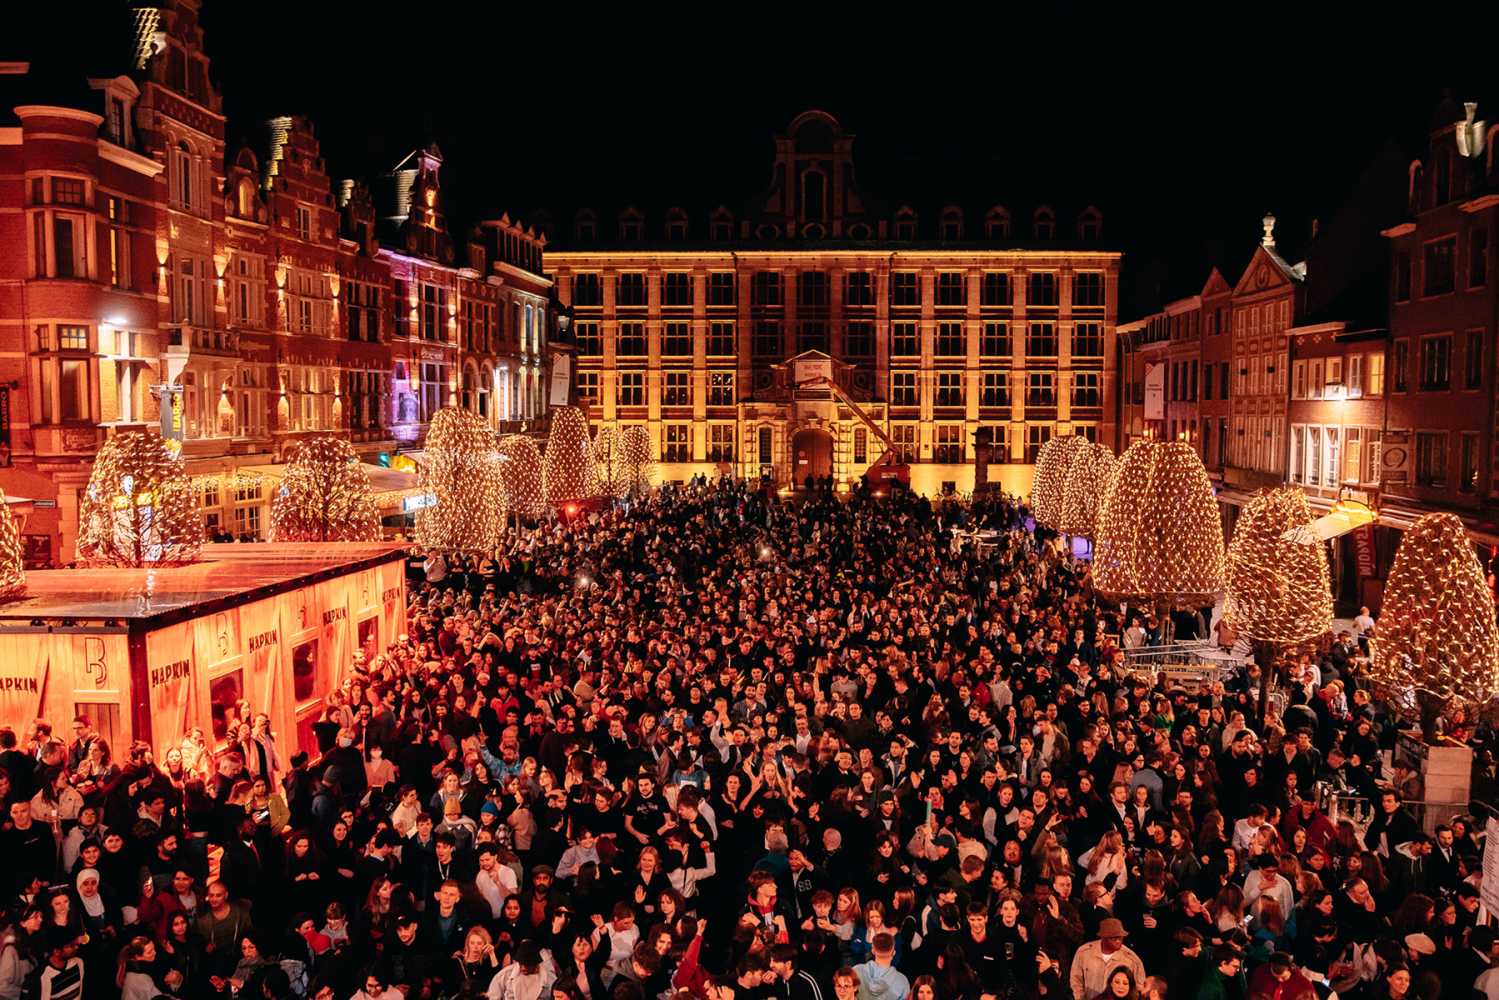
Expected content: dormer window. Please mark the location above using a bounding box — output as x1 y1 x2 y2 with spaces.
236 178 255 218
894 207 917 241
665 208 688 241
619 208 644 242
985 206 1010 240
575 209 596 242
940 207 963 241
1033 207 1055 240
1078 207 1102 241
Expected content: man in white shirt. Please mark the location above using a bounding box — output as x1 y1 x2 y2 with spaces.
475 844 518 919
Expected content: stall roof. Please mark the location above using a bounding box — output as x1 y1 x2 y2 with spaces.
0 543 409 630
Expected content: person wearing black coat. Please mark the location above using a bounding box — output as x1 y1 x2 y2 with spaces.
1364 790 1419 861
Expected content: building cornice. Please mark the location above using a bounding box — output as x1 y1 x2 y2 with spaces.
1459 194 1499 214
99 140 164 177
1380 222 1417 238
13 105 103 126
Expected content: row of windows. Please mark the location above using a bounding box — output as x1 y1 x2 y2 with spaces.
1290 352 1387 400
572 269 1107 309
571 206 1100 244
575 372 736 408
888 371 1100 408
1288 425 1384 490
1386 332 1485 393
1395 227 1488 302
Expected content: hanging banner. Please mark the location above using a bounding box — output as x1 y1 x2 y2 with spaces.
1143 363 1166 421
0 634 49 728
240 596 293 752
1483 817 1499 918
1353 524 1376 579
549 353 572 406
146 621 197 760
379 560 407 651
317 579 352 691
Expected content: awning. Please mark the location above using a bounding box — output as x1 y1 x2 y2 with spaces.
239 462 426 514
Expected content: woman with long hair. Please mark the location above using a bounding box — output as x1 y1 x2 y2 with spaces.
449 925 502 996
156 911 201 997
1091 966 1139 1000
0 907 41 1000
117 936 166 1000
1208 885 1246 940
1081 830 1129 891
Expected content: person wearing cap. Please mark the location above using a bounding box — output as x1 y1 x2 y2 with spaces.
1068 917 1145 1000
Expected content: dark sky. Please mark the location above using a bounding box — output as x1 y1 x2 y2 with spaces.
29 7 1499 313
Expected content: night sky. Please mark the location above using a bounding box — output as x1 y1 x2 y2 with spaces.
23 8 1496 313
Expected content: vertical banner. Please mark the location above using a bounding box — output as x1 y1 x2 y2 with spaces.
240 596 293 757
1143 363 1166 421
145 622 197 760
0 635 49 731
549 353 572 406
1352 525 1376 580
1483 817 1499 919
317 579 352 691
379 560 407 652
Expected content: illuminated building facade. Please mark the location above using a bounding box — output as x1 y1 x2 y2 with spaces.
541 111 1119 494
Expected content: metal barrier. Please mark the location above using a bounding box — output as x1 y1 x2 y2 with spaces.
1315 783 1471 838
1123 641 1245 692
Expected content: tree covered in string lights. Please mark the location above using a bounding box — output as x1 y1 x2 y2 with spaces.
270 436 380 543
621 425 659 495
1371 511 1499 742
498 434 545 521
416 407 503 552
1058 442 1117 541
543 406 599 506
593 424 630 499
77 432 201 567
1094 439 1224 608
1223 487 1332 643
0 491 25 599
1028 437 1067 529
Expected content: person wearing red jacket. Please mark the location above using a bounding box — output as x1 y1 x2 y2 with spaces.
1246 952 1318 1000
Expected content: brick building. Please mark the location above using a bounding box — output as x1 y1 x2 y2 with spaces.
542 111 1120 495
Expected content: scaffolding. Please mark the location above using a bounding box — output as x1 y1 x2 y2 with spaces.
1122 640 1246 693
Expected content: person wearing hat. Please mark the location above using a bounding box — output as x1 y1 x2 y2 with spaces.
1068 917 1145 1000
485 938 555 1000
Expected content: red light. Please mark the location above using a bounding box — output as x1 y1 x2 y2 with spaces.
565 503 578 516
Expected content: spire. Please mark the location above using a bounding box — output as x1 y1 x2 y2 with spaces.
1261 212 1276 248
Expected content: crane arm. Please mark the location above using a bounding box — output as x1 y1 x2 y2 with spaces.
795 375 898 459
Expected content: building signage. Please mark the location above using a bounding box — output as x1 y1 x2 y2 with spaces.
402 493 437 513
550 353 572 406
160 385 185 443
794 356 834 386
1352 525 1376 579
1143 363 1165 421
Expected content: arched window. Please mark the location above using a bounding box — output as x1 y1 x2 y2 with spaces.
985 206 1011 240
575 209 596 242
894 206 917 241
619 208 643 242
1077 206 1102 241
940 206 963 241
175 142 193 210
236 178 255 218
1033 206 1055 240
665 207 688 241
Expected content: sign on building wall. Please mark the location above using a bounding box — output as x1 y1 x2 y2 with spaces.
794 356 834 386
549 354 571 406
1143 363 1166 421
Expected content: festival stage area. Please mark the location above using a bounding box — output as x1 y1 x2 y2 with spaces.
0 543 409 762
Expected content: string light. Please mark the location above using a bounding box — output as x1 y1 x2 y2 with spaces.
1094 439 1223 607
270 436 380 542
77 432 201 567
543 406 599 506
415 406 502 553
1028 437 1066 529
0 491 25 600
1370 511 1499 741
497 434 545 520
621 425 659 495
592 424 629 499
1223 487 1332 643
1058 442 1117 540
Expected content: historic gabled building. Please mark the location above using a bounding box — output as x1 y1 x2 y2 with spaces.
542 110 1120 495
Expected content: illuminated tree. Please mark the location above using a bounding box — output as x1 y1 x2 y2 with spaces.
497 434 546 520
0 492 25 599
1094 439 1224 608
1371 512 1499 742
1028 437 1066 529
592 424 630 499
270 436 380 542
621 425 659 495
416 407 502 552
1224 488 1332 643
77 432 201 567
1058 443 1117 540
543 406 599 506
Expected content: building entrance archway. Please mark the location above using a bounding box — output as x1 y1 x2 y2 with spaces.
791 427 833 487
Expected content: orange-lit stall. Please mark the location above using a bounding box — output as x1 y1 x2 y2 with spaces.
0 543 408 760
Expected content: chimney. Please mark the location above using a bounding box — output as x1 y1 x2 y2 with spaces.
1310 218 1320 240
1261 213 1277 248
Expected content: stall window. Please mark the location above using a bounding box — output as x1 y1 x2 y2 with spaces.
358 617 378 664
292 639 319 703
209 670 245 744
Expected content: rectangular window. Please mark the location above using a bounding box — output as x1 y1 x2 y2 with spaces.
891 272 920 306
575 321 601 355
663 322 691 357
663 271 692 306
1071 322 1103 357
1204 362 1214 400
758 426 773 466
751 271 783 306
1289 426 1303 484
1072 272 1104 307
853 427 868 464
295 205 312 241
572 273 602 306
664 424 690 462
798 271 829 307
936 272 965 306
1393 340 1409 392
617 272 647 306
616 372 644 407
707 424 735 462
754 321 781 357
1292 360 1307 399
699 272 732 306
1324 426 1341 487
1466 329 1484 390
58 325 88 350
980 272 1011 306
981 372 1010 407
1306 423 1321 486
234 505 262 539
1025 424 1052 463
1470 228 1490 288
1460 432 1480 493
891 371 918 406
662 371 690 407
52 215 85 278
892 425 918 463
59 359 88 420
1219 362 1229 399
844 271 874 305
1420 335 1451 391
1026 322 1057 357
617 322 646 356
936 322 965 357
1396 251 1412 302
1416 431 1448 487
1027 272 1057 306
708 371 734 406
576 371 600 405
1025 372 1055 406
797 322 827 353
52 178 85 205
891 322 919 357
1423 237 1456 296
844 321 874 357
935 372 963 407
981 322 1011 357
935 425 964 463
1072 371 1101 407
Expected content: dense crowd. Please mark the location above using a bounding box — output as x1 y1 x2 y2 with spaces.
0 479 1495 1000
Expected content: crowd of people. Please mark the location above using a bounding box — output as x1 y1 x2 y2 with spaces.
0 478 1495 1000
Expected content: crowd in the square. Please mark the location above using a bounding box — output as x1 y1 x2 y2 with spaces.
1 478 1496 1000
